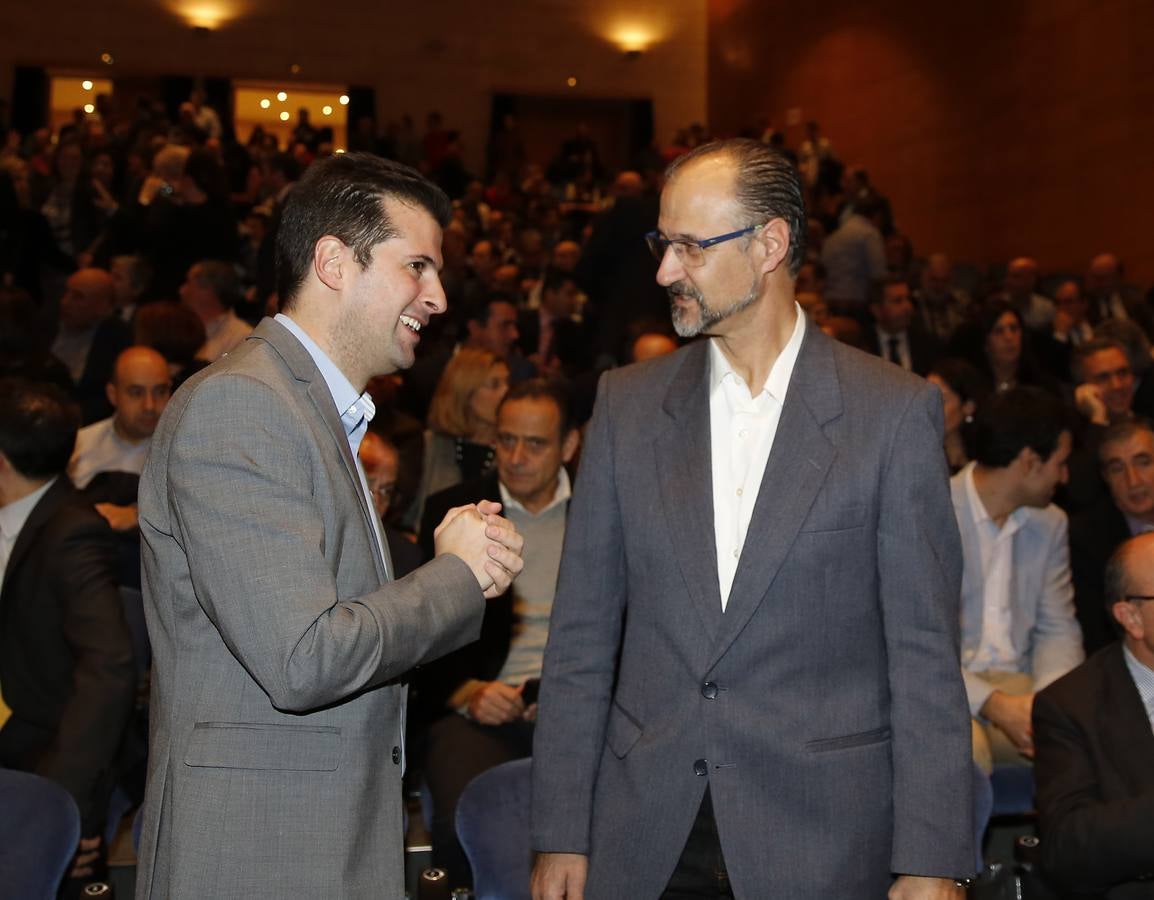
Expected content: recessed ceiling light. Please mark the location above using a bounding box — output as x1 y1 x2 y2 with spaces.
279 111 290 121
339 95 350 106
277 91 288 102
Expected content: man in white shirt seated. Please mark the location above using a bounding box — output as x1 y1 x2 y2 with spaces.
179 260 253 362
70 346 171 490
1033 533 1154 897
951 387 1084 773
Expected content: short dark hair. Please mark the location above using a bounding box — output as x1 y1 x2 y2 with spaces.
868 274 910 306
665 138 807 277
191 260 243 311
1097 416 1154 464
1072 338 1130 384
540 266 577 297
460 292 518 328
929 358 985 407
498 377 574 437
0 379 80 479
276 153 452 309
972 387 1070 468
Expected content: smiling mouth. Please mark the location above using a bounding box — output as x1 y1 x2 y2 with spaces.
399 314 422 333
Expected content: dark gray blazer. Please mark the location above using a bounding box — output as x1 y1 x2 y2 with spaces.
532 324 974 898
135 318 485 899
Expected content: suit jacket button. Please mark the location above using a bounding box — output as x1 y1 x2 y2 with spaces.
693 758 708 777
391 746 401 765
701 682 718 700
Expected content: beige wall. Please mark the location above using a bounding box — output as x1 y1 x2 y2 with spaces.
3 0 707 172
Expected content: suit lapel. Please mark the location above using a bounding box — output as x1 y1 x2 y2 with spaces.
1 478 71 603
653 342 723 641
1101 645 1154 793
253 318 391 583
707 325 841 671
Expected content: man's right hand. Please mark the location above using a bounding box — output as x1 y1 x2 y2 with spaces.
433 501 524 598
532 852 588 900
467 680 525 725
980 689 1036 758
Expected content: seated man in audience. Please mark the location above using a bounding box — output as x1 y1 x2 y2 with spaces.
51 267 132 424
1085 252 1154 339
70 346 171 491
518 267 589 377
913 251 971 344
1071 419 1154 656
179 259 252 361
1034 533 1154 898
952 387 1084 773
417 379 579 886
997 256 1055 331
861 274 942 375
0 379 135 886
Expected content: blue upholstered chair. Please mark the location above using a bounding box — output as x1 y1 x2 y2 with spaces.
990 764 1035 818
0 769 81 899
455 757 533 900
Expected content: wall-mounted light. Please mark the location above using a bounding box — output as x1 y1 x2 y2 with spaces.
100 52 114 65
173 1 236 30
260 98 271 109
279 111 290 122
567 76 578 88
322 105 333 116
290 63 301 75
338 95 350 106
82 80 94 91
277 91 288 102
83 104 95 114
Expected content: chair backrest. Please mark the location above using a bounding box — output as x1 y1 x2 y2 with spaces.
454 757 533 900
0 769 81 900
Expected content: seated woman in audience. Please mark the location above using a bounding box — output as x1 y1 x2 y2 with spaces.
406 348 509 528
958 300 1058 397
927 357 984 474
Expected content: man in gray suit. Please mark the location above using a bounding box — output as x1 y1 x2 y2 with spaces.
136 154 524 899
530 140 974 899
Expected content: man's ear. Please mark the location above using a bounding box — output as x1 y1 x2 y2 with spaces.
560 427 580 464
105 381 117 408
1111 600 1143 641
313 236 348 292
1014 445 1041 475
757 218 792 276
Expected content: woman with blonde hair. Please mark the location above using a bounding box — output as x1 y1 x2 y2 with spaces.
407 348 509 528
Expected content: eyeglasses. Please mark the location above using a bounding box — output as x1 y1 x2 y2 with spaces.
645 224 765 268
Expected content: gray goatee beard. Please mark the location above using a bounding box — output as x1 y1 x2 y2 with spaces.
668 279 759 339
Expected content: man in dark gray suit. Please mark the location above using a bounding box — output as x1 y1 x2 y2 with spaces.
531 139 974 899
136 154 524 899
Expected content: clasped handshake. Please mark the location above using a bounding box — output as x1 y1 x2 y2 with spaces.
433 499 525 598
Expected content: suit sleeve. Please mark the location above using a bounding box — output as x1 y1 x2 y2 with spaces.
877 382 976 878
1030 512 1085 692
1034 687 1154 890
37 510 135 835
162 374 484 713
531 372 627 855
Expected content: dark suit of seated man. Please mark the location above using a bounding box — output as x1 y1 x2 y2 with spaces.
862 274 943 376
416 379 579 888
0 379 135 888
1033 532 1154 899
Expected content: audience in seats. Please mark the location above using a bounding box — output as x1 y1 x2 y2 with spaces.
179 260 252 361
0 379 135 889
417 379 579 887
927 358 983 475
1085 252 1154 339
914 252 972 344
1034 533 1154 898
50 268 132 424
952 387 1083 773
818 192 888 316
518 267 589 377
1070 419 1154 656
358 430 422 578
862 274 942 375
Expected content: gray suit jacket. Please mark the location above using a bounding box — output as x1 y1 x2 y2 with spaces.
532 325 974 898
136 318 485 899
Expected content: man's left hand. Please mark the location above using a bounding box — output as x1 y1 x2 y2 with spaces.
889 875 965 899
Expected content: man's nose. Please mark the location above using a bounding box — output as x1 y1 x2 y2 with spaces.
656 246 685 287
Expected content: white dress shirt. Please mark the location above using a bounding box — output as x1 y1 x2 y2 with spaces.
960 463 1027 673
875 327 911 371
710 305 805 609
69 416 151 489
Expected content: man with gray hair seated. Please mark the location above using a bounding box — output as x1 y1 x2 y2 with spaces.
179 260 252 361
